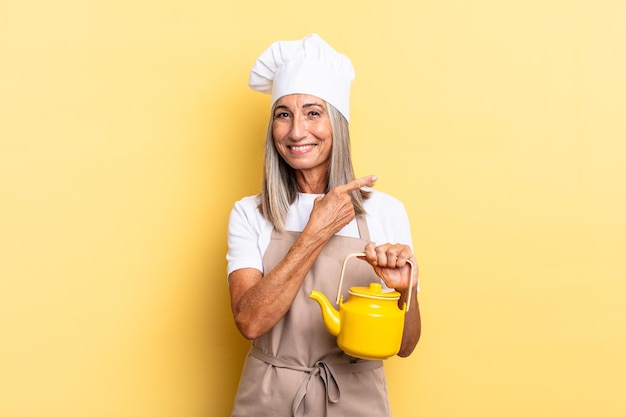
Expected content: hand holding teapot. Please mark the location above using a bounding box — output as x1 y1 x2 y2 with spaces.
360 242 418 291
309 248 418 360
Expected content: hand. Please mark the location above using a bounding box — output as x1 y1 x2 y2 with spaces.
360 243 418 291
306 175 377 238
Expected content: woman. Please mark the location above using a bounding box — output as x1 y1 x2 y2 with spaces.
227 34 421 417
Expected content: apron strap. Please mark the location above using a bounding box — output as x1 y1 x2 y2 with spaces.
250 346 382 417
356 214 371 242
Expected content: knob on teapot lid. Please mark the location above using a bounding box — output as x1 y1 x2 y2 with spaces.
348 283 400 300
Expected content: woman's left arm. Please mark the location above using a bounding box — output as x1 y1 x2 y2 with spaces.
396 270 421 357
361 243 421 357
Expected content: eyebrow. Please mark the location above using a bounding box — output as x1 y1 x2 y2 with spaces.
303 102 325 110
274 102 325 112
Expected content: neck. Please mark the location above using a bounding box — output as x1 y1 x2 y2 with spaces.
295 170 328 194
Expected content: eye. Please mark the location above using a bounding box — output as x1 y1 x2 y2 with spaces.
274 111 290 119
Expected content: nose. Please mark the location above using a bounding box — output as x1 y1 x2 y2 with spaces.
288 114 308 141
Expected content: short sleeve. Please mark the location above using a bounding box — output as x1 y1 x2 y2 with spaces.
226 197 266 276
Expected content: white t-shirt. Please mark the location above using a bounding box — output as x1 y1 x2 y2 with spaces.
226 189 413 276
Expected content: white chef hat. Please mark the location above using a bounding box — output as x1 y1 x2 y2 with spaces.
248 33 355 122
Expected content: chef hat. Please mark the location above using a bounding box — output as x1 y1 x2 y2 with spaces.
249 33 355 122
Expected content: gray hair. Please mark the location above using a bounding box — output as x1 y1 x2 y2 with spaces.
259 102 369 231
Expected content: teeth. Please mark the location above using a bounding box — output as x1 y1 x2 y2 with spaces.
291 145 315 151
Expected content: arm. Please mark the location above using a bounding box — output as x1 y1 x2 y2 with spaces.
228 175 377 340
397 274 421 357
228 225 332 340
361 243 421 357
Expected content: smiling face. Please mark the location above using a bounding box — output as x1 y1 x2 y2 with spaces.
272 94 333 192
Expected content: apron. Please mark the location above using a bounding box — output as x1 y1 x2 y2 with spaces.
231 215 392 417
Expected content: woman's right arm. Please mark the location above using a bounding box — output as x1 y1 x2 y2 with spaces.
228 229 327 340
228 176 376 340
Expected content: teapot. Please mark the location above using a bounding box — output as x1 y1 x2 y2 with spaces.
309 252 415 360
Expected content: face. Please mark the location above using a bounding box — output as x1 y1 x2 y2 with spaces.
272 94 333 178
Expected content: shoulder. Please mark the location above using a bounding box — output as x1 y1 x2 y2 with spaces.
229 195 265 223
231 194 261 213
363 189 407 213
362 189 413 247
228 194 269 236
227 194 271 276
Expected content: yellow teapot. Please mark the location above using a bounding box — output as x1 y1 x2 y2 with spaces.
309 252 415 360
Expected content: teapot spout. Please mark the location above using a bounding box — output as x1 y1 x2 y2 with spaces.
309 290 341 336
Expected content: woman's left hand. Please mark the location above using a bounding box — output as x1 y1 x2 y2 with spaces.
360 243 418 291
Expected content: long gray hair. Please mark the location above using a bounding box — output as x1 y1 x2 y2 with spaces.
259 102 369 231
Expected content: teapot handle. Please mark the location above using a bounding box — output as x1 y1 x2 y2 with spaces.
337 252 416 312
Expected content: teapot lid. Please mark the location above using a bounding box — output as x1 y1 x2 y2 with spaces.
349 283 400 300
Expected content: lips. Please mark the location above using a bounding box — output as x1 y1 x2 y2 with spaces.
289 144 317 153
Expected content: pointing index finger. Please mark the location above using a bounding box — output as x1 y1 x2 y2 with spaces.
337 175 378 193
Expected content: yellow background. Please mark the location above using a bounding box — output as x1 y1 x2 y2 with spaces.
1 1 625 416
